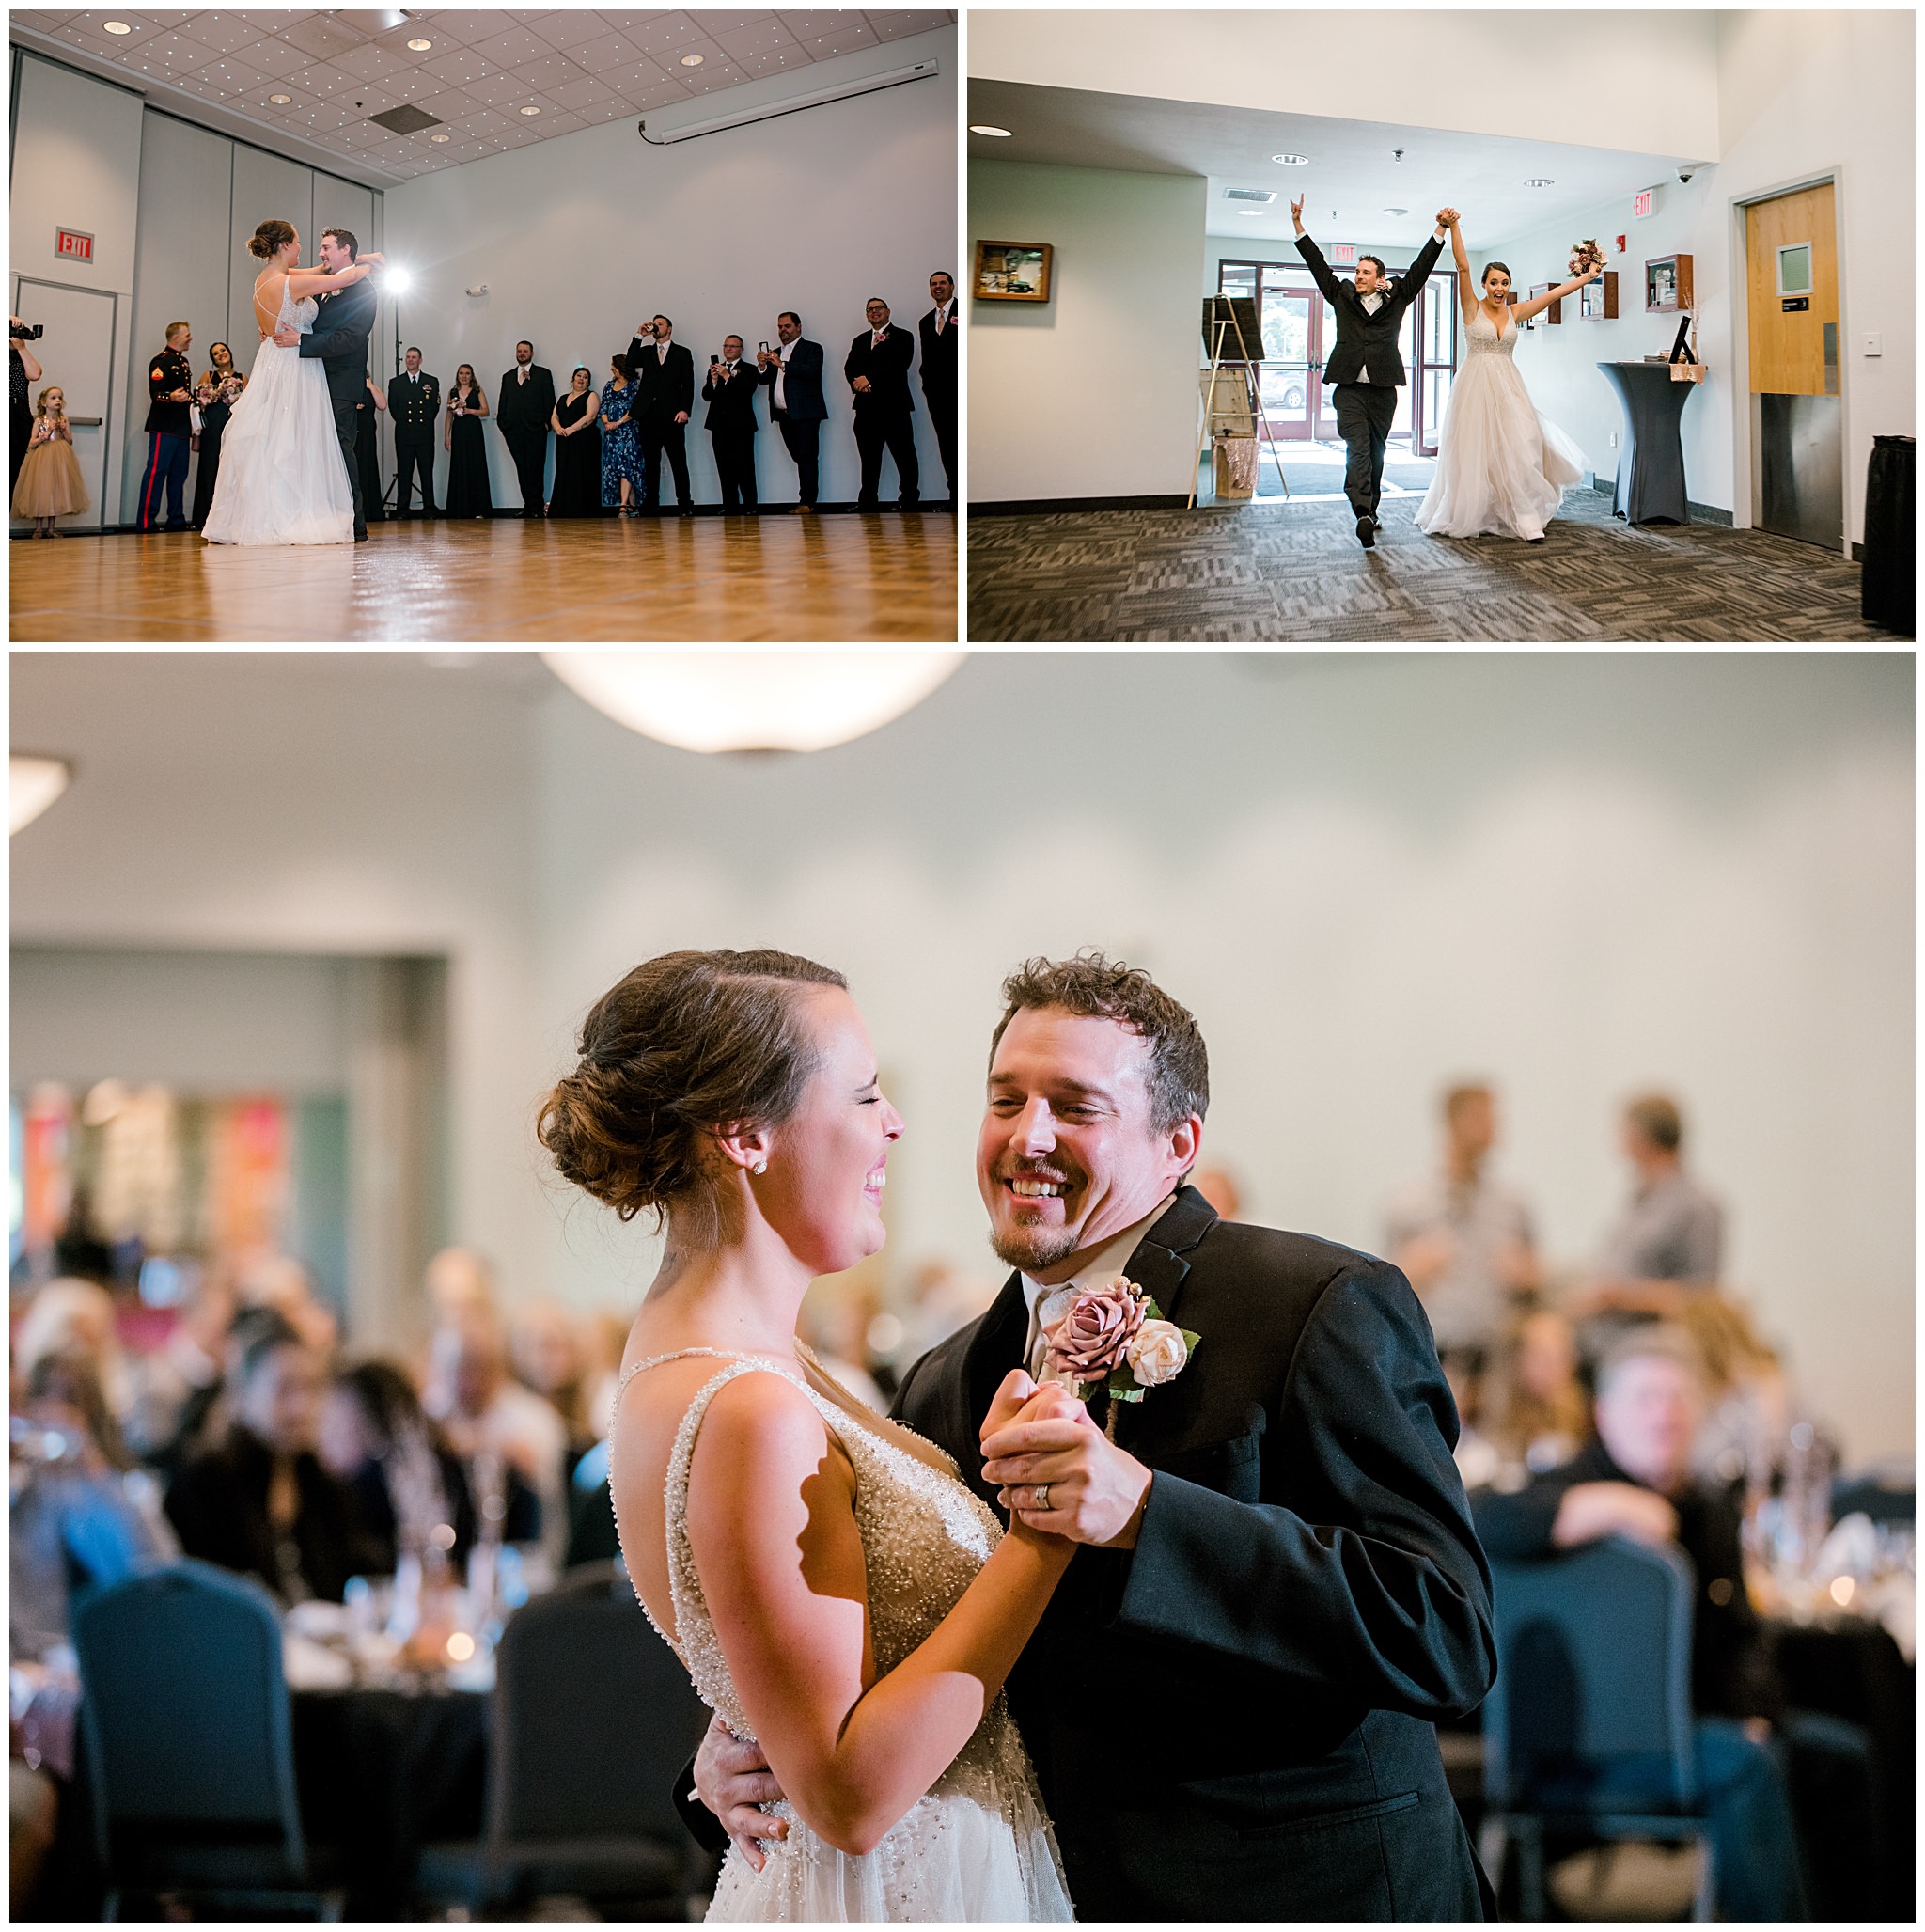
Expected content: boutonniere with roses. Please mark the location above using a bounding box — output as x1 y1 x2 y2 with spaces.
1041 1274 1199 1438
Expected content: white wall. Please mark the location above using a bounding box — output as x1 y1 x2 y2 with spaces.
11 652 1912 1462
971 10 1722 160
971 161 1206 503
1439 10 1911 539
379 26 956 510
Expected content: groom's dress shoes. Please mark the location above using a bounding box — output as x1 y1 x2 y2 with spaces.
1357 514 1376 548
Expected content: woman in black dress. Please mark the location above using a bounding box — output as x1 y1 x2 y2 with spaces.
546 366 602 517
10 319 43 496
189 342 245 530
444 362 493 519
355 376 384 522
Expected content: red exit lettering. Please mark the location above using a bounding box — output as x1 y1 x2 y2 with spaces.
55 228 94 261
1331 243 1356 266
1632 190 1652 220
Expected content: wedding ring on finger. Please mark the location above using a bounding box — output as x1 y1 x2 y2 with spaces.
1034 1483 1051 1512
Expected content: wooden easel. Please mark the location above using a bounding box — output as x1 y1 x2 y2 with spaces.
1189 297 1290 509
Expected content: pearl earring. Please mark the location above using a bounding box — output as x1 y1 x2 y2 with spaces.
751 1159 768 1175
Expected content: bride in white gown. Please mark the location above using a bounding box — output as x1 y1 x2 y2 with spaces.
540 950 1076 1922
1416 214 1602 542
202 219 380 547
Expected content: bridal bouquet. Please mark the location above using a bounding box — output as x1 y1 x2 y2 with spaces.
1042 1275 1199 1436
1568 238 1607 279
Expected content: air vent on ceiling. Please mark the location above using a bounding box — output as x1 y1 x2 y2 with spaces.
369 103 442 136
1225 188 1276 203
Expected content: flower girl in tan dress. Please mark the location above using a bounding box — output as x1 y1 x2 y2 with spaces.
12 385 88 535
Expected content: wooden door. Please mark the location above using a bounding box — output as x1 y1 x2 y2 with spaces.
1746 181 1839 396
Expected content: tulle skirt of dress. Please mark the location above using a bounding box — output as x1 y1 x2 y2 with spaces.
1416 347 1587 541
202 338 353 546
707 1762 1074 1922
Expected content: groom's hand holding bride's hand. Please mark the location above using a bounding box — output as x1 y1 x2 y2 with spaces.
981 1372 1153 1550
694 1714 789 1872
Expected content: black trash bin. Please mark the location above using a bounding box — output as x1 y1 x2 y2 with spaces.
1861 434 1914 635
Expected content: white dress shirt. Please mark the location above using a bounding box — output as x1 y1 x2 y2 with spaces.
1018 1200 1174 1380
773 338 795 412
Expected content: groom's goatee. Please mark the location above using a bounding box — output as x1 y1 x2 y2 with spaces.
988 1227 1081 1273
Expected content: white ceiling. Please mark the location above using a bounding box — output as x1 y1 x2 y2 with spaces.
968 80 1708 253
10 8 954 185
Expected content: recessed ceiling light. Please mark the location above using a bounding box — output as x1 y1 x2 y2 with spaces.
1383 207 1408 216
1525 177 1554 187
1237 209 1265 217
519 103 540 115
102 19 132 32
269 91 291 103
680 53 704 66
970 123 1013 137
407 37 432 50
430 131 450 141
1271 152 1309 165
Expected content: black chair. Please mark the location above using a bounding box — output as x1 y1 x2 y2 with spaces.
70 1558 343 1920
1481 1536 1714 1920
415 1560 716 1918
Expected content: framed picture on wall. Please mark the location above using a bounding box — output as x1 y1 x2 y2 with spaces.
974 241 1053 303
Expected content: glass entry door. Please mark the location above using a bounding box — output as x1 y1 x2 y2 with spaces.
1255 287 1314 439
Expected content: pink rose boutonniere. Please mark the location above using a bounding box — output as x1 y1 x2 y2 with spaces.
1041 1274 1200 1437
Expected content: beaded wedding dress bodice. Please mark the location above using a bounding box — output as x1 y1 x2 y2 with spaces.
612 1348 1072 1923
1463 308 1519 358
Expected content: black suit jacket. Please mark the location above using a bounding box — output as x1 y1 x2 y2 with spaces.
496 364 556 436
700 360 759 434
894 1188 1494 1919
757 339 827 423
843 323 916 416
1295 231 1444 386
917 303 957 403
630 338 696 424
298 277 378 406
387 370 441 442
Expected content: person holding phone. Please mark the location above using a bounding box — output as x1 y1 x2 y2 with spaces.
758 312 827 512
702 335 759 511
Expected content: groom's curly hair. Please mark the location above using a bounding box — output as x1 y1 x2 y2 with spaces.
991 952 1209 1132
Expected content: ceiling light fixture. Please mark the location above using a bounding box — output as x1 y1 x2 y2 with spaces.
1525 177 1554 187
430 131 449 141
102 19 132 32
407 37 432 50
680 54 704 66
269 91 291 103
542 652 966 755
520 103 540 115
1271 152 1309 165
1237 210 1264 217
969 123 1013 137
10 754 72 834
1384 207 1408 215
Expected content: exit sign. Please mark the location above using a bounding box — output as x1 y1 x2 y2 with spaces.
55 228 93 261
1632 189 1654 219
1331 243 1356 266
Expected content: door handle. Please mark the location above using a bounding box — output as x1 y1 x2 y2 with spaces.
68 416 102 426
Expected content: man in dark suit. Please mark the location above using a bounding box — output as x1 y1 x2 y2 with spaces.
917 271 958 507
386 346 440 516
685 954 1496 1919
1292 198 1453 548
628 313 695 514
756 311 826 512
495 341 556 517
701 335 759 511
843 296 918 509
354 377 384 524
286 228 377 541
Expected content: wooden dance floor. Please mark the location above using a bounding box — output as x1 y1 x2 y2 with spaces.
10 513 958 643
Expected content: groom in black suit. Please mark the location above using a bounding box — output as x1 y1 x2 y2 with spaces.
1293 199 1454 549
689 954 1496 1919
284 227 376 541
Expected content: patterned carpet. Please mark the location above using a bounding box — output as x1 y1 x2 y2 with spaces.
967 488 1901 642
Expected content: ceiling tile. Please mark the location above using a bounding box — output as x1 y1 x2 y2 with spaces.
712 18 794 57
629 14 705 55
736 42 810 75
627 77 692 111
865 10 947 39
699 11 775 29
422 43 495 86
508 52 589 93
178 11 264 55
783 11 865 34
593 11 680 31
522 104 587 135
563 29 647 72
468 22 554 68
569 94 634 125
9 12 85 30
331 40 415 84
234 36 318 78
285 59 368 98
412 10 521 46
281 12 364 60
597 55 677 96
540 70 622 110
56 14 170 53
141 30 222 74
461 69 539 107
196 54 278 97
524 9 615 50
800 23 875 56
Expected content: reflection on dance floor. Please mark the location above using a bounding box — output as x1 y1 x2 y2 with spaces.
10 516 959 644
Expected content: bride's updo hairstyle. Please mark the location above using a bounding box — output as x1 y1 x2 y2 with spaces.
1481 261 1512 290
539 949 848 1233
249 218 296 260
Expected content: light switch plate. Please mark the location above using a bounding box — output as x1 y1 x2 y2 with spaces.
1861 332 1883 356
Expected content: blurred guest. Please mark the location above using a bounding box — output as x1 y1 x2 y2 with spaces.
628 314 694 513
758 310 825 511
1473 1327 1873 1920
1577 1093 1724 1320
1679 1292 1791 1494
599 354 642 516
14 1278 131 1423
9 315 42 494
11 386 87 537
1189 1164 1243 1220
496 340 555 517
547 368 602 518
423 1306 568 1567
1440 1347 1502 1492
844 296 918 510
701 336 759 510
1485 1306 1589 1476
387 346 439 516
122 1266 236 1473
579 1308 630 1438
355 374 385 520
798 1286 887 1414
136 322 195 531
234 1250 337 1359
164 1312 378 1605
443 363 492 519
188 343 244 530
318 1359 536 1573
425 1245 497 1324
918 270 959 506
11 1354 175 1660
508 1296 596 1466
1385 1080 1538 1357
